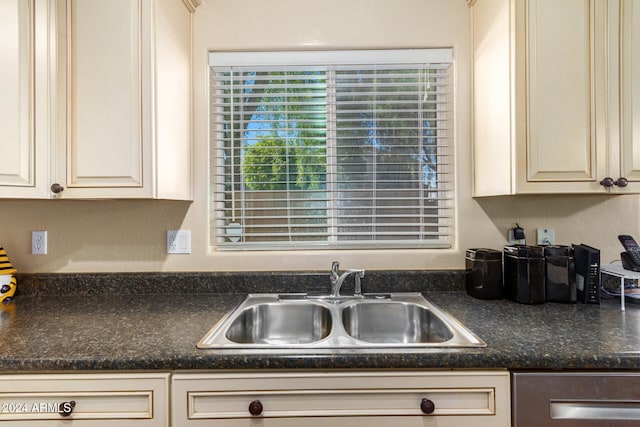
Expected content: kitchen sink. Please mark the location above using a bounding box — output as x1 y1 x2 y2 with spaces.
225 302 332 345
197 293 486 351
341 300 454 344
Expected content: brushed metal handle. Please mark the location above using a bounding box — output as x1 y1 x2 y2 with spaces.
551 401 640 420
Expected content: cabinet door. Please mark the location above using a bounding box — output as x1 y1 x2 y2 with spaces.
471 0 611 196
471 0 513 196
0 0 51 198
56 0 151 198
620 0 640 188
0 373 169 426
518 0 607 192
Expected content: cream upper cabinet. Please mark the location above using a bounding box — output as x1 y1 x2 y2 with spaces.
0 0 52 198
53 0 196 199
0 0 197 199
620 0 640 187
471 0 633 195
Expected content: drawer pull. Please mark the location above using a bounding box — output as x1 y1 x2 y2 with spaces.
616 177 629 188
420 398 435 415
58 401 76 417
248 400 263 416
50 183 65 194
600 177 615 188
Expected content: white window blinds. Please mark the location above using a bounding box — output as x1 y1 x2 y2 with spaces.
210 50 454 250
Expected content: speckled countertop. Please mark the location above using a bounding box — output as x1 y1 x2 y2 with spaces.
1 271 639 372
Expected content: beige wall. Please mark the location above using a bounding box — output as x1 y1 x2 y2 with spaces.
1 0 638 273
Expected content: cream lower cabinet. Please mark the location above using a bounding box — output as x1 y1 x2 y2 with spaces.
171 370 511 427
471 0 636 195
0 0 197 200
0 373 169 426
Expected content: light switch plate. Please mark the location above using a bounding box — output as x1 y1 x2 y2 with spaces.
167 230 191 254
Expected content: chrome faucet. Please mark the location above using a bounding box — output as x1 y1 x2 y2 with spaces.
330 261 365 297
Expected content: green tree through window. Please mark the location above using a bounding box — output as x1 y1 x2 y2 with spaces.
242 71 327 191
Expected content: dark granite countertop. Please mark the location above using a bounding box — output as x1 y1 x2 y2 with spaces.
1 275 639 372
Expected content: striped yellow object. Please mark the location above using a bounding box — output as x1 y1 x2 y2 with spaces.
0 247 17 302
0 247 17 275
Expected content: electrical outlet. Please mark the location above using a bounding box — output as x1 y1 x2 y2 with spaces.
537 228 555 245
167 230 191 254
32 230 47 255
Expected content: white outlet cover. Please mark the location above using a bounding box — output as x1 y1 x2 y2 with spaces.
32 230 47 255
167 230 191 254
537 228 555 245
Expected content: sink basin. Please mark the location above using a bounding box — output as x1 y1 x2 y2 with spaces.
225 302 331 344
197 293 485 351
341 301 453 344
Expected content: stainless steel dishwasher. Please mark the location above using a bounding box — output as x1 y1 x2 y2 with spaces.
513 372 640 426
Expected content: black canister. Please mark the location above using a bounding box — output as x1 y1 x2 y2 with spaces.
465 248 503 299
503 245 545 304
544 245 576 303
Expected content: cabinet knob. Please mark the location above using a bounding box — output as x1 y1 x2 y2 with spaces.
248 400 263 416
599 177 615 188
58 400 76 417
50 183 65 194
615 177 629 188
420 398 435 414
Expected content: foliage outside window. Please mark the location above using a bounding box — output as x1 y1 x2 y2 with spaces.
210 50 454 250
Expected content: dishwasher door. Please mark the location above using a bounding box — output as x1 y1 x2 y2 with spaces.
513 372 640 426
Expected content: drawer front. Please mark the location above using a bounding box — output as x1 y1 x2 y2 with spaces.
0 373 169 426
173 370 510 427
187 388 496 418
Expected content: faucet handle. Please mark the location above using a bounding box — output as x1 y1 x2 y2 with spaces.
354 269 365 296
330 261 340 279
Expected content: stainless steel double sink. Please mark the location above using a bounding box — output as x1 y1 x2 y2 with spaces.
197 293 485 351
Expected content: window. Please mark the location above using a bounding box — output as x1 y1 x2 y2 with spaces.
210 50 454 250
